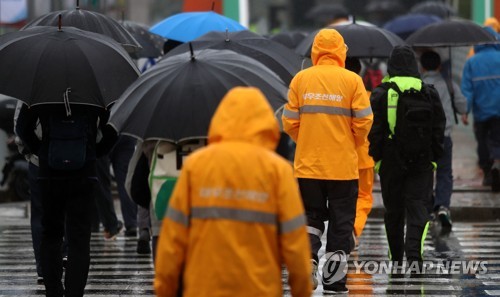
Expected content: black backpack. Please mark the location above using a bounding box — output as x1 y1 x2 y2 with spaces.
47 113 89 171
390 83 434 168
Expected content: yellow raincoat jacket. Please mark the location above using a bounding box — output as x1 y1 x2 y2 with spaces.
154 87 312 297
282 28 373 180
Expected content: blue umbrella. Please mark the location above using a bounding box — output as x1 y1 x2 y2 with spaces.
383 13 442 40
150 11 246 42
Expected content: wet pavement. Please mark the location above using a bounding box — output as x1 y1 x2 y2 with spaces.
1 116 499 296
1 208 500 296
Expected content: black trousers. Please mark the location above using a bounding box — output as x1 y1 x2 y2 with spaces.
379 156 433 262
39 178 97 297
298 178 358 262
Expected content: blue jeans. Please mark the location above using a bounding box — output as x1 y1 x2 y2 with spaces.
434 136 453 209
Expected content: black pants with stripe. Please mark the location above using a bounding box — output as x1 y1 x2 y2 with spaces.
298 178 358 262
379 156 433 262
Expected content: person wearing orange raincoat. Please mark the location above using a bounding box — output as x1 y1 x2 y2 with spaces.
282 28 373 294
345 57 375 250
154 87 312 297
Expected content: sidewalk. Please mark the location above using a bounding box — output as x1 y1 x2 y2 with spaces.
371 121 500 221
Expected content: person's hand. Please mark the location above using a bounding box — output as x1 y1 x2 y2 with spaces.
461 113 469 125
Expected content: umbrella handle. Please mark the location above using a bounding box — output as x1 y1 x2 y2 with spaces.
76 0 79 9
58 14 62 31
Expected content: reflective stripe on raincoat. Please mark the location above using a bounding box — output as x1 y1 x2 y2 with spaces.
282 28 373 180
154 87 312 297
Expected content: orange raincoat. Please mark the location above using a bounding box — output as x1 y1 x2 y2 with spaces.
154 87 312 297
282 28 373 180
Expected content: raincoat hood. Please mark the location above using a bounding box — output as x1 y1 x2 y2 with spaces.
387 45 420 78
474 26 500 53
311 28 346 67
208 87 280 151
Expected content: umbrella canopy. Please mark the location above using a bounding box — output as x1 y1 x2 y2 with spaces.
410 1 456 19
150 11 246 43
383 13 442 40
268 31 307 49
0 95 17 133
0 26 140 108
164 30 302 85
406 19 498 47
305 3 349 23
108 49 288 143
296 23 405 58
22 5 141 54
120 20 167 58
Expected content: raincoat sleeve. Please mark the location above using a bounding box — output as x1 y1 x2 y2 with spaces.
427 85 446 162
351 77 373 147
154 163 191 297
277 164 312 297
368 85 388 162
460 60 473 113
282 78 301 142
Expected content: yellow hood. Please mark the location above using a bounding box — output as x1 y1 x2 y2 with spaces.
208 87 280 151
311 28 346 67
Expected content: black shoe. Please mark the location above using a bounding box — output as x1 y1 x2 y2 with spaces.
125 227 138 237
104 220 123 241
437 206 452 228
37 275 44 284
323 284 349 295
136 229 151 254
491 167 500 192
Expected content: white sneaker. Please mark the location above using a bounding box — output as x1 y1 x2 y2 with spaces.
311 259 319 290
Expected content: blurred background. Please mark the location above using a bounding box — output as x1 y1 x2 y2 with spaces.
1 0 499 35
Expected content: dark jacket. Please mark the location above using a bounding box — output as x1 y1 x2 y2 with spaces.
368 45 446 170
16 104 117 178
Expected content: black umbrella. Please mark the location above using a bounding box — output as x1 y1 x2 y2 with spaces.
120 20 167 59
109 48 288 143
406 19 497 47
0 25 140 108
410 1 456 19
295 23 405 58
164 30 302 85
268 31 307 50
22 1 141 53
0 95 17 133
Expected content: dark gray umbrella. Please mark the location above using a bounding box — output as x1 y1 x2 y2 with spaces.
406 19 497 47
164 30 302 85
108 48 288 143
120 20 167 58
296 23 405 58
0 26 140 108
22 1 141 53
269 31 307 50
410 1 456 19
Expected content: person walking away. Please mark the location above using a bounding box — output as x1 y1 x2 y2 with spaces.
154 87 312 297
282 28 373 294
369 45 446 270
461 27 500 192
420 50 467 228
345 57 376 251
16 103 117 297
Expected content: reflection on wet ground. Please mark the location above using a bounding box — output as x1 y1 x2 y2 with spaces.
1 218 500 296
